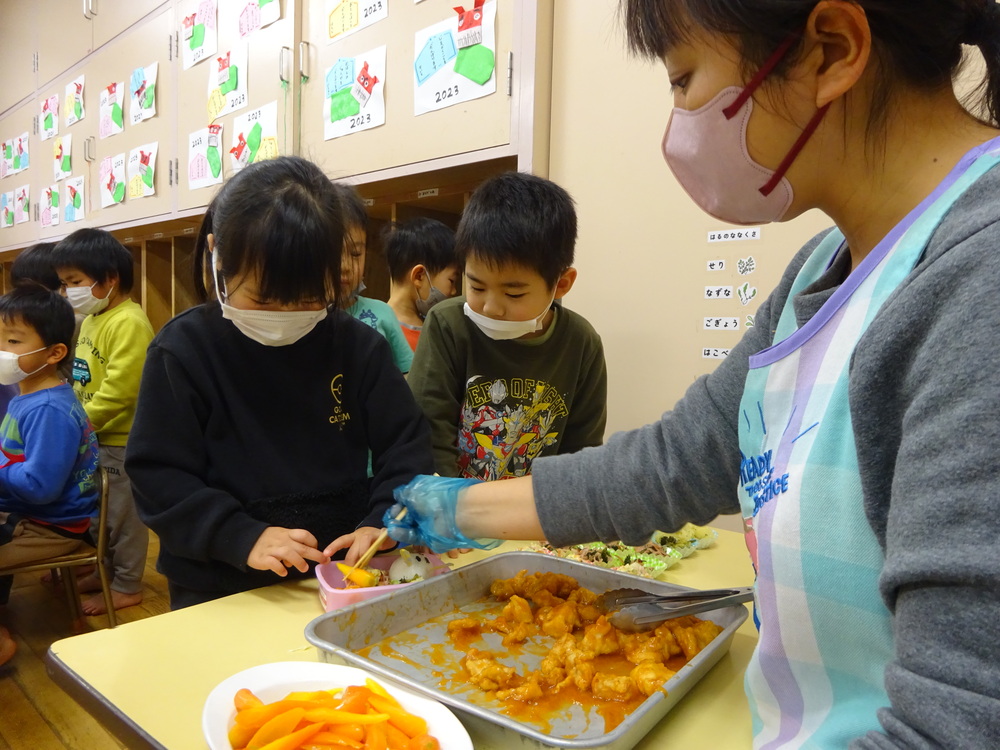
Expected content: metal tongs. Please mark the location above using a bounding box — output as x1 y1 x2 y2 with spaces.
597 586 754 632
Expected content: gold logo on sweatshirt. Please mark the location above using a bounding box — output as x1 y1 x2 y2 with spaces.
329 374 350 428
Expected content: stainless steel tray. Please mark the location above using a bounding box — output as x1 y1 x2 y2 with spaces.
305 552 748 750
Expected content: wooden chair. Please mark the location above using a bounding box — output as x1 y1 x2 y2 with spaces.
0 467 116 629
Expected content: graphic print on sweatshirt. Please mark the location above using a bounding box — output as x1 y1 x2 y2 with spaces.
457 375 568 480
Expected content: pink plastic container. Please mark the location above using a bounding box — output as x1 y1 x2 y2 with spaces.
315 552 451 611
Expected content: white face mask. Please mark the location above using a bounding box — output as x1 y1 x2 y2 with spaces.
65 281 113 315
0 347 48 386
212 250 328 347
463 296 554 341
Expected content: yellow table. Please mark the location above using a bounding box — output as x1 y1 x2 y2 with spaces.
47 529 758 749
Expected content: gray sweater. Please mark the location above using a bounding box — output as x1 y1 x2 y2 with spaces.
533 168 1000 748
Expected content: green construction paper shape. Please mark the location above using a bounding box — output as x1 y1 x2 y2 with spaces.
246 121 262 163
207 145 222 177
12 156 20 171
111 102 124 128
51 192 59 207
3 144 11 159
61 155 72 172
259 0 274 6
112 182 126 203
72 192 82 208
219 66 239 96
454 44 495 86
44 113 53 130
74 100 83 120
190 23 205 50
143 83 155 110
142 164 155 189
329 88 361 123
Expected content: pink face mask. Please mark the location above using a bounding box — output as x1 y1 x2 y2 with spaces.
662 34 829 225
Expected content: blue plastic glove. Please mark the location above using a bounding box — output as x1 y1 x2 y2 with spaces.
385 475 503 554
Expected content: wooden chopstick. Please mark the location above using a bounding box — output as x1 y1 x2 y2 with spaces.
347 507 408 575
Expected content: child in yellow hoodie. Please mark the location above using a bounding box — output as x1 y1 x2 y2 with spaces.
54 229 153 614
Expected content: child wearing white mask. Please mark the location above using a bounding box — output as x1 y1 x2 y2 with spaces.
125 156 433 609
384 217 461 352
0 285 99 620
54 229 153 616
406 172 608 480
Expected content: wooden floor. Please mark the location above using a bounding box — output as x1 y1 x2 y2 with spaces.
0 534 170 750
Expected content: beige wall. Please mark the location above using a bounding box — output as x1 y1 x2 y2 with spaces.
546 0 834 530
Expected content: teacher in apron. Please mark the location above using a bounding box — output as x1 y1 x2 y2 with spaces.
379 2 1000 747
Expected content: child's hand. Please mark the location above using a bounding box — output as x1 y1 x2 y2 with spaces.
323 526 396 566
248 527 330 576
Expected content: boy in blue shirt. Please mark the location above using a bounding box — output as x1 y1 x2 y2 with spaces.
0 285 99 621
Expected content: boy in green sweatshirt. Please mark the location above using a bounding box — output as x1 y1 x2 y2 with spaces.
54 229 154 614
408 172 608 480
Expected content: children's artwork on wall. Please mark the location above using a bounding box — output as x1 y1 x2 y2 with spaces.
130 63 158 125
64 177 86 223
737 283 758 306
53 135 72 181
14 186 29 224
237 0 280 39
188 124 224 190
127 143 158 199
737 256 756 275
99 81 126 139
99 154 128 208
230 101 278 171
324 46 386 140
413 0 496 116
40 95 59 140
40 185 60 228
2 134 30 177
326 0 387 44
0 193 12 228
208 45 249 122
182 0 218 70
65 76 86 127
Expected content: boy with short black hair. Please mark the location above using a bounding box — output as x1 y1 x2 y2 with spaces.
408 171 608 479
385 218 461 351
0 285 99 622
53 228 153 614
333 184 414 373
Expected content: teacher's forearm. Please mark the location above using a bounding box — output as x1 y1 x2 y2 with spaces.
456 476 545 541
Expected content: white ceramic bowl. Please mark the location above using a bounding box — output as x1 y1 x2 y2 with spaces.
202 661 472 750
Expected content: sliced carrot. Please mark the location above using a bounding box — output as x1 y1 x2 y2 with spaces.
384 722 411 750
248 707 306 749
407 736 440 750
235 688 264 711
236 700 318 727
335 685 375 713
328 723 365 742
363 721 388 750
257 722 324 750
309 732 364 748
367 696 427 739
302 708 390 725
363 679 398 706
228 719 257 750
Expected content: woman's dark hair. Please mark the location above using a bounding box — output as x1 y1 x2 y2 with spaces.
456 172 577 289
620 0 1000 133
383 218 457 283
11 242 60 291
51 229 135 292
0 282 75 353
196 156 346 307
